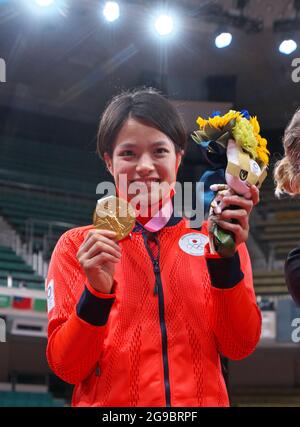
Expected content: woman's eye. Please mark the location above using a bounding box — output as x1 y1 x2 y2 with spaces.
120 150 134 157
155 148 169 154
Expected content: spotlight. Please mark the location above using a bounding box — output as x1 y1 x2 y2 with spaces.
23 0 65 16
215 32 232 49
34 0 54 6
279 39 297 55
154 15 174 36
103 1 120 23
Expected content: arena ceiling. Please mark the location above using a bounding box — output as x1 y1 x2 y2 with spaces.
0 0 299 130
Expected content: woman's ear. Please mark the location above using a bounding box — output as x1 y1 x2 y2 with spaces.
103 152 114 176
176 150 184 172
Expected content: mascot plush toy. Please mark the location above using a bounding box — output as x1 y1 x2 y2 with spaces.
192 110 270 257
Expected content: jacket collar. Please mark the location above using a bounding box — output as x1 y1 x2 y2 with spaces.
132 198 182 233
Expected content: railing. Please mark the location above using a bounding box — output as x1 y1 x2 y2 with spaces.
0 217 48 278
0 179 95 276
0 180 95 212
0 215 76 278
0 282 46 300
25 217 78 269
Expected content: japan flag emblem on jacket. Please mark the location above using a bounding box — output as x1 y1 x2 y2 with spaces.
178 233 209 256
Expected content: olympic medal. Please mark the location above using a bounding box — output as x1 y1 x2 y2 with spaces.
93 196 136 241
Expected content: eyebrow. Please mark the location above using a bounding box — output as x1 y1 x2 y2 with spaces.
117 141 169 149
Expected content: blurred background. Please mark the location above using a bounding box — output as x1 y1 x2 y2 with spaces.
0 0 300 407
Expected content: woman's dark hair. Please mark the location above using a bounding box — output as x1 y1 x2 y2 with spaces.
97 87 187 160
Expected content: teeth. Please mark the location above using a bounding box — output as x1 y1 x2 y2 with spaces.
133 179 159 183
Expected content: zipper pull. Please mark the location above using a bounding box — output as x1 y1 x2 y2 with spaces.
153 260 159 273
153 260 159 295
95 363 101 377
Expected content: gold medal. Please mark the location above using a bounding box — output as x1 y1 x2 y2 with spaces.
93 196 136 241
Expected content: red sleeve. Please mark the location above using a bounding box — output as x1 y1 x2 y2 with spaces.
46 230 116 385
205 242 262 360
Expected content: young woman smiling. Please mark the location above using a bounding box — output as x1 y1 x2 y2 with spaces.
46 88 261 407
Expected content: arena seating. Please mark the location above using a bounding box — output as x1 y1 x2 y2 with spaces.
231 388 300 407
0 391 65 407
0 245 44 288
0 137 111 316
253 176 300 265
0 245 46 311
0 136 102 193
0 187 93 255
248 172 300 296
253 269 286 295
0 136 110 258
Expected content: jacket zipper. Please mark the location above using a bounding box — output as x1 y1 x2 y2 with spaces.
92 362 101 403
95 362 101 377
142 231 171 407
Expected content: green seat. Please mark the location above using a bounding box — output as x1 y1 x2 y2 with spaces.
0 278 44 289
0 295 11 308
0 204 88 223
0 253 25 263
0 270 44 285
0 246 15 254
0 391 60 407
0 261 33 273
33 299 47 312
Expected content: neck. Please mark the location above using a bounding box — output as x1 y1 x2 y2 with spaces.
136 196 174 232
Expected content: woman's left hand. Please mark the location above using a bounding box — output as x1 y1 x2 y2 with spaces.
208 184 260 248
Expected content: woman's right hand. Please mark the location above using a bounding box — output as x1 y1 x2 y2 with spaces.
76 229 122 294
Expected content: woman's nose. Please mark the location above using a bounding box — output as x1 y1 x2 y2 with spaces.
136 154 155 174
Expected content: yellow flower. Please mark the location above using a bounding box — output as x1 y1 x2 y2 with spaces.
196 110 241 130
256 134 270 165
250 116 270 165
256 146 270 165
258 136 268 148
196 116 208 128
250 116 260 135
195 109 270 166
232 117 258 159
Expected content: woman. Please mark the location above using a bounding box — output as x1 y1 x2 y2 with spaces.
46 88 261 407
274 109 300 306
